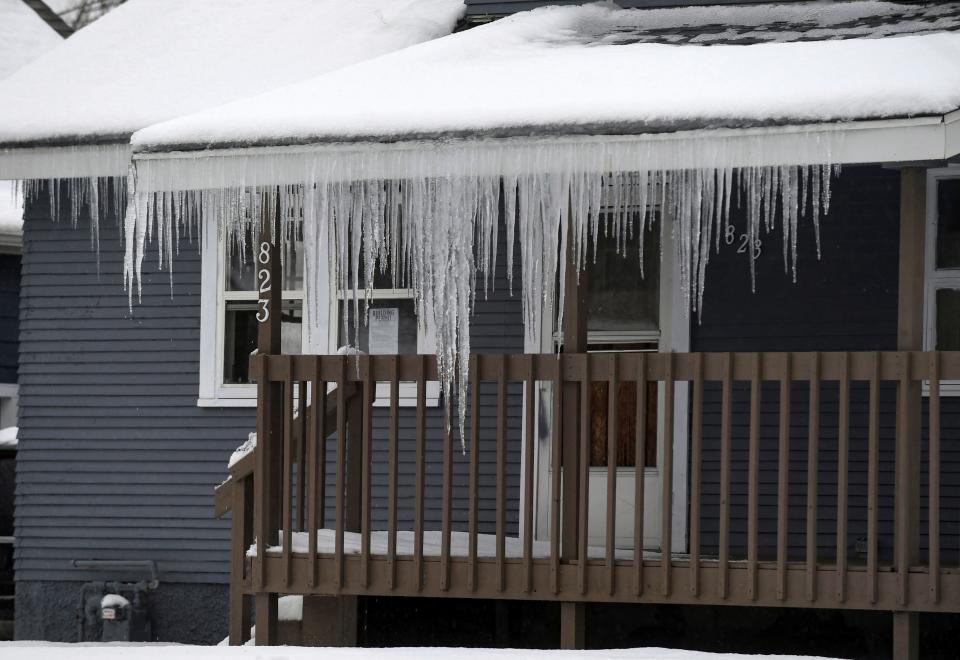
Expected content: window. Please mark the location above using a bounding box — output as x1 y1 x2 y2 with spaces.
330 251 437 406
924 169 960 393
199 216 436 407
199 226 307 406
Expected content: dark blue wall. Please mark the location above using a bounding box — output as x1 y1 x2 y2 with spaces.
692 165 959 565
0 253 20 385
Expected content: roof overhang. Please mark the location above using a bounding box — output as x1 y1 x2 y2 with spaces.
0 142 130 180
132 114 960 193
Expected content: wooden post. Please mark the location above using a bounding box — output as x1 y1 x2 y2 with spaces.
254 189 283 646
228 475 253 645
560 224 587 648
893 167 925 660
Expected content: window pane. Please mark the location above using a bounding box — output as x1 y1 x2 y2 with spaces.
587 216 660 333
936 178 960 269
226 233 304 292
223 301 302 384
936 288 960 351
338 298 418 354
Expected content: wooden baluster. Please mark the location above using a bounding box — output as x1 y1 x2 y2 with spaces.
497 355 508 593
719 353 732 600
689 353 703 598
334 357 347 591
317 366 328 531
523 355 536 593
578 353 590 595
776 353 791 601
661 354 674 597
896 351 913 608
605 354 618 596
387 356 400 591
282 358 294 588
308 362 321 587
297 378 307 532
747 353 761 601
468 356 480 593
360 357 373 589
836 352 850 604
551 355 563 594
441 393 453 592
634 354 647 597
929 351 941 605
806 352 820 603
254 354 271 591
414 356 426 592
867 352 880 604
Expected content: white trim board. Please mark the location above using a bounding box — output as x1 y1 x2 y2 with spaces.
133 115 960 192
0 143 130 180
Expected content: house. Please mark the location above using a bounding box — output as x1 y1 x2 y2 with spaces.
0 0 464 644
0 0 66 639
1 0 960 658
129 2 960 658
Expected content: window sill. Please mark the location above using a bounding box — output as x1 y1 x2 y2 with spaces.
197 383 442 409
197 396 257 408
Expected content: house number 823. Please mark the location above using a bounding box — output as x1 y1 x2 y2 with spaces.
256 241 271 323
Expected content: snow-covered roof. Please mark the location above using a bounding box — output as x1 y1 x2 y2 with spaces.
0 0 63 80
132 0 960 158
0 0 466 178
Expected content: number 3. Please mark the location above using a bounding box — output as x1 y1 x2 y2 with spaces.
256 298 270 323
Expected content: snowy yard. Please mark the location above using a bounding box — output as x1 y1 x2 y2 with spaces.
0 645 841 660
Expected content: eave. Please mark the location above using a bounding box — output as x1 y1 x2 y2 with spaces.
132 114 960 194
0 142 130 180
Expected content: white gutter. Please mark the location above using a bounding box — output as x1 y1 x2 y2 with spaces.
0 143 130 180
945 108 960 161
132 114 958 193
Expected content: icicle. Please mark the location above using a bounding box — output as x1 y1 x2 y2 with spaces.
122 134 842 454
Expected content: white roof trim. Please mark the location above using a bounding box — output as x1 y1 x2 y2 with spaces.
945 109 960 162
0 143 130 180
133 115 956 193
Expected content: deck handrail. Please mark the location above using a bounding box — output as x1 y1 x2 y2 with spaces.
232 350 960 645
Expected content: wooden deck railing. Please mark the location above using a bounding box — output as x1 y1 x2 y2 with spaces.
224 350 960 644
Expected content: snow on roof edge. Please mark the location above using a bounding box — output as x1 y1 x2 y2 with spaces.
132 116 953 194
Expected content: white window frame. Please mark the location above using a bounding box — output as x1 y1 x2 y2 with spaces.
924 166 960 396
198 223 308 407
199 213 438 408
329 288 439 407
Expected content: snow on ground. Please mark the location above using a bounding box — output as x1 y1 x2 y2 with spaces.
0 644 842 660
132 1 960 151
0 0 63 79
0 0 464 148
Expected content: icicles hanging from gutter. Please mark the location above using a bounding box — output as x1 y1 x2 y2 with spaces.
124 159 837 442
20 175 127 262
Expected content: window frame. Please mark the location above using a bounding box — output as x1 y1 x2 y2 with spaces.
198 226 308 407
923 166 960 396
199 215 438 408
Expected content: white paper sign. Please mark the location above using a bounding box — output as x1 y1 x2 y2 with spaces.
369 307 399 354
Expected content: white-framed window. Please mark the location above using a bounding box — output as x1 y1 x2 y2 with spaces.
199 215 438 407
198 226 307 407
924 166 960 395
